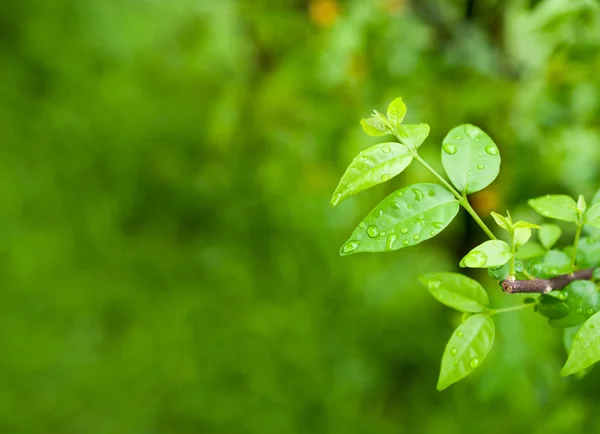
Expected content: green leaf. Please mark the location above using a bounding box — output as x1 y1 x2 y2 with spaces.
538 293 570 320
441 124 501 194
538 223 562 249
330 142 413 207
491 212 510 231
576 237 600 268
585 203 600 229
340 183 459 255
548 281 600 328
530 250 572 278
514 227 531 249
437 314 495 391
395 124 430 151
513 221 541 229
515 241 546 260
561 311 600 376
360 117 389 137
487 260 524 280
578 195 587 214
459 240 511 268
528 195 578 222
386 97 406 129
591 188 600 207
564 326 590 379
419 273 489 313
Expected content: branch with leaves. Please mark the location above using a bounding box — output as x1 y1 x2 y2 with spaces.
331 97 600 390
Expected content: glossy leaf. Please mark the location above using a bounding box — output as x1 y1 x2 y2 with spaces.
561 311 600 376
396 123 430 151
592 188 600 207
441 124 501 194
514 227 531 249
516 241 545 260
330 142 413 207
585 203 600 229
549 281 600 328
339 183 459 255
513 221 541 230
575 237 600 268
437 314 495 391
538 293 570 320
528 195 578 222
386 98 406 129
530 250 572 278
539 223 562 249
360 117 389 137
564 326 589 379
419 273 489 313
459 240 511 268
491 212 510 231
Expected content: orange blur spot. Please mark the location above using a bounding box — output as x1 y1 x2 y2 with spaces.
309 0 339 28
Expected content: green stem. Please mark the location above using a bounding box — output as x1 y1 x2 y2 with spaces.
571 222 583 272
508 232 516 278
521 269 536 280
411 153 497 240
489 302 536 315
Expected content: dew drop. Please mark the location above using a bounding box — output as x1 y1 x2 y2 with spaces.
359 222 366 228
462 251 488 267
467 170 472 176
396 191 404 198
366 225 379 238
345 182 352 189
587 308 595 315
431 222 444 229
381 145 391 153
430 230 435 236
453 360 459 366
402 240 409 246
456 330 464 337
407 204 412 209
465 125 481 140
412 188 425 201
428 280 441 290
491 241 497 246
576 307 584 314
386 234 398 250
378 209 383 217
391 202 401 210
590 323 596 329
469 358 480 368
477 164 485 170
442 143 457 155
453 135 463 140
484 145 499 156
413 234 420 241
428 190 436 197
342 241 359 253
450 347 458 355
400 228 408 234
381 174 390 181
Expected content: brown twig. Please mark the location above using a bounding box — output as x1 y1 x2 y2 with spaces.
500 269 595 294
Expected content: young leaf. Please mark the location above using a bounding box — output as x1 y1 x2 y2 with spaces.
419 273 489 313
585 203 600 229
437 314 495 391
491 212 510 231
360 117 389 137
548 281 600 328
538 223 562 249
339 183 459 255
528 195 578 222
561 311 600 376
330 143 413 207
459 240 511 268
516 241 545 260
530 250 572 277
538 294 570 320
441 124 501 194
513 221 541 229
395 124 430 151
514 227 531 249
592 188 600 207
576 236 600 268
386 97 406 129
577 195 587 214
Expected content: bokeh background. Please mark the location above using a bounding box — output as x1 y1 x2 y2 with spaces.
2 0 600 432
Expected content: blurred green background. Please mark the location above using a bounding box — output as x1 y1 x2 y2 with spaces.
2 0 600 432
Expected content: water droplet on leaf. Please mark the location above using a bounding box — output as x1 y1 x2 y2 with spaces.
402 240 409 246
407 205 412 209
413 234 420 241
401 228 408 234
381 145 391 153
428 190 436 197
412 188 424 201
466 125 481 140
430 230 435 236
396 191 404 197
381 174 390 181
453 360 459 366
359 222 365 228
462 251 488 267
431 222 444 229
456 330 464 337
587 308 595 315
442 143 457 155
577 307 583 314
450 347 458 355
484 145 498 156
366 225 379 238
477 164 484 170
331 193 341 206
428 280 441 290
469 358 480 368
391 202 400 209
342 241 359 253
386 234 397 250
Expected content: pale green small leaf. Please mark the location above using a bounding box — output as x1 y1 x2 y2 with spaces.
360 117 389 137
538 223 562 249
591 189 600 207
396 123 430 151
513 221 541 229
578 195 587 214
549 281 600 328
340 183 459 255
437 314 495 391
441 124 501 194
386 97 406 129
585 203 600 229
491 212 510 231
528 195 578 222
330 142 413 207
531 250 572 277
564 326 589 379
419 273 489 313
561 311 600 376
515 241 545 260
459 240 511 268
514 227 531 249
